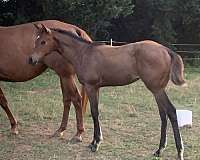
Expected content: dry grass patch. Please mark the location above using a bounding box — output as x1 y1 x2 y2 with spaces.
0 69 200 160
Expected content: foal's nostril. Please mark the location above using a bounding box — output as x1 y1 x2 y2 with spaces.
28 57 33 64
28 57 36 65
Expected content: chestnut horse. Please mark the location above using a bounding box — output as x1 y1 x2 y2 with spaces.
0 20 90 141
29 25 186 160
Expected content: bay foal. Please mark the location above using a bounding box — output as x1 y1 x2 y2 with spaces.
29 25 186 160
0 20 91 140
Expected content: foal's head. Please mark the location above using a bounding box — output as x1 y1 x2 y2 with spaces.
29 24 58 65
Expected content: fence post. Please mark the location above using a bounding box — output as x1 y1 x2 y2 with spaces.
110 38 113 46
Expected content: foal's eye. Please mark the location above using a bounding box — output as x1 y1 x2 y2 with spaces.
41 41 46 45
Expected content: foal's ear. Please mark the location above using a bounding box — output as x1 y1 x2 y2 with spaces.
33 23 41 30
41 24 52 34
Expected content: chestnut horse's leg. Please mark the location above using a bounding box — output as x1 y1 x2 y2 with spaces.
43 53 84 140
154 90 184 160
0 88 18 134
52 76 84 141
61 76 84 141
85 85 102 152
52 76 72 137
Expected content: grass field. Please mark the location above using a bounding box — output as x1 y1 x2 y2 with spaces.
0 68 200 160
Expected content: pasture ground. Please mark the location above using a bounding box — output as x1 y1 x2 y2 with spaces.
0 68 200 160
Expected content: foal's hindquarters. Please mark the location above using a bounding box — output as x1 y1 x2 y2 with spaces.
134 44 185 160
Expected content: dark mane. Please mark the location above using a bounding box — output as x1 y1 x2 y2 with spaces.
51 28 105 46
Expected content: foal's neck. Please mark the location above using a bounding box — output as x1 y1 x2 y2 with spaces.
54 31 90 69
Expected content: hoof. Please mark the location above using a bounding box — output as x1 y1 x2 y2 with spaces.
177 155 184 160
88 143 93 149
91 144 97 152
89 143 100 152
88 140 95 149
177 150 184 160
50 130 64 138
153 150 160 157
70 135 82 143
11 128 19 135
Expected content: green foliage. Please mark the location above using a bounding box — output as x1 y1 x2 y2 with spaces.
0 0 200 44
0 0 16 25
52 0 134 39
175 0 200 43
0 0 134 39
109 0 200 45
148 0 177 45
150 0 200 44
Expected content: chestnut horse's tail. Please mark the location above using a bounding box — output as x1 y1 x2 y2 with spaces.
81 86 88 114
76 28 91 115
167 48 186 86
79 30 90 115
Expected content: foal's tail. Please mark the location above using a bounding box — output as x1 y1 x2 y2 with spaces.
167 48 186 86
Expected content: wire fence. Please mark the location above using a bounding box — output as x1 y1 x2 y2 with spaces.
172 44 200 68
95 40 200 69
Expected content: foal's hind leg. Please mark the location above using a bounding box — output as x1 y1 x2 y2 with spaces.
154 95 168 157
0 88 18 134
154 90 184 160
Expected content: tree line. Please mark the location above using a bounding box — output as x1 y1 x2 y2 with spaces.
0 0 200 45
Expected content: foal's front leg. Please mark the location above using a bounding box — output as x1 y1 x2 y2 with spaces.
85 85 103 152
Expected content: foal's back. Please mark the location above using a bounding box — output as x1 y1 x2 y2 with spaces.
84 41 171 87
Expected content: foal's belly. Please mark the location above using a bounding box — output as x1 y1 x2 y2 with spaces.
101 71 139 87
99 56 139 86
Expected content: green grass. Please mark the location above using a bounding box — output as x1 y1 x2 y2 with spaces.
0 68 200 160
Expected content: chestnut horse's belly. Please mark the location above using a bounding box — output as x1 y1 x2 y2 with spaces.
0 40 47 82
0 61 47 82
